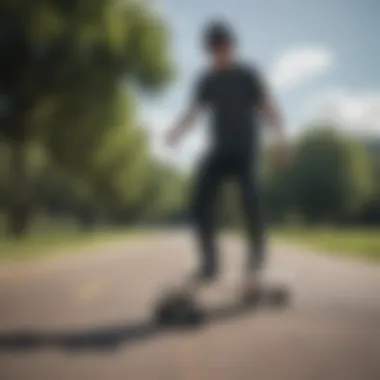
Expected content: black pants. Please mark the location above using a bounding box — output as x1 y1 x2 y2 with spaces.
191 148 266 277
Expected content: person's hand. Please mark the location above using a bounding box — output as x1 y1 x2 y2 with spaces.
164 107 198 148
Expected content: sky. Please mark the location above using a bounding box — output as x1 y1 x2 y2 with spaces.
139 0 380 170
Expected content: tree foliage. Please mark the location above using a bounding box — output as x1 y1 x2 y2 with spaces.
291 127 373 223
262 147 292 223
0 0 174 236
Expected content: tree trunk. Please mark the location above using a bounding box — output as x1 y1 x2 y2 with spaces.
8 139 30 238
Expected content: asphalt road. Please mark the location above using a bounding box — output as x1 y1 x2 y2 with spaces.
0 230 380 380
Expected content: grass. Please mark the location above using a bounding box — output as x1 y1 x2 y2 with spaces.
272 226 380 261
1 213 379 263
0 214 150 262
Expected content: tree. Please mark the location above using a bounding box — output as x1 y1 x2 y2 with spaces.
0 141 10 211
0 0 173 236
136 161 188 224
291 126 373 224
356 138 380 225
262 146 292 224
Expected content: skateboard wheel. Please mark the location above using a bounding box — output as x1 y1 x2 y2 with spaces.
154 294 204 327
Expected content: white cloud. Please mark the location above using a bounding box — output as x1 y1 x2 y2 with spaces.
269 46 334 91
305 87 380 135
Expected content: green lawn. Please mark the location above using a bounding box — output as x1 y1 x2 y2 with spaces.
272 227 380 261
0 213 153 261
0 226 147 261
1 217 379 263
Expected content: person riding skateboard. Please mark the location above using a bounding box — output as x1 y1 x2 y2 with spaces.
165 20 288 290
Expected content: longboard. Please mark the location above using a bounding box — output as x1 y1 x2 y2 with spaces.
154 272 292 327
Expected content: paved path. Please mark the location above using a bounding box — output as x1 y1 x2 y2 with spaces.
0 230 379 380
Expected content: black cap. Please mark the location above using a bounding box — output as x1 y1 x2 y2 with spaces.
203 20 235 50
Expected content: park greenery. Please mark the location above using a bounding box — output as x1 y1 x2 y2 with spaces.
0 0 181 236
221 127 380 229
0 0 379 259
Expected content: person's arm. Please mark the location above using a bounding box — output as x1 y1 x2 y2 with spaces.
260 92 290 166
249 66 289 165
260 92 285 141
166 72 211 147
166 105 202 147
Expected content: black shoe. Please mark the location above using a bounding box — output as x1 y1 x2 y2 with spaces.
241 269 263 303
182 265 218 292
194 265 218 283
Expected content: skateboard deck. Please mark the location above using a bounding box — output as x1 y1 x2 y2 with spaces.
154 272 292 327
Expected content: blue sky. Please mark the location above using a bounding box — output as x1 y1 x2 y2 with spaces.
140 0 380 169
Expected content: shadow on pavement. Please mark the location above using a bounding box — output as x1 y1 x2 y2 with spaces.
0 301 279 353
0 322 160 352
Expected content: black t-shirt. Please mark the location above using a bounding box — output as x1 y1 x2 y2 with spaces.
193 63 266 153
